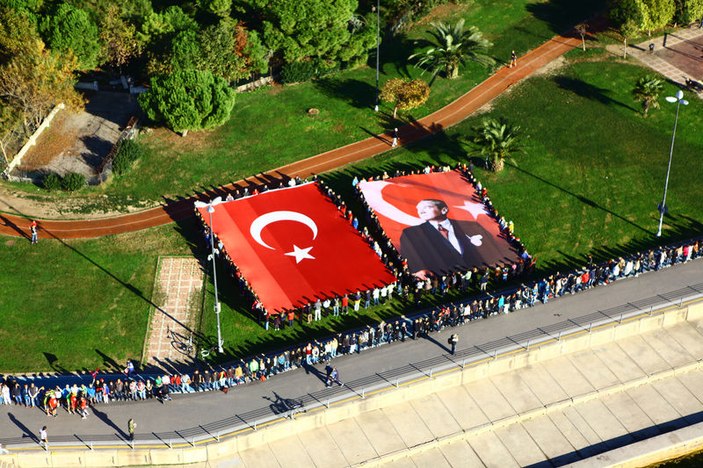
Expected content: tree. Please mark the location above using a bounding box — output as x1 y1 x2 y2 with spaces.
100 5 141 71
575 23 588 51
611 0 648 31
0 40 84 132
138 69 236 135
40 3 101 70
642 0 676 34
674 0 703 23
244 0 376 69
380 78 430 118
632 75 664 117
198 18 268 82
471 118 522 172
409 19 494 80
0 5 40 64
620 19 640 58
198 0 232 18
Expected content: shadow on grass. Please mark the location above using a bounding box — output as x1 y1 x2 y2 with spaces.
374 32 415 80
526 0 607 35
553 76 637 112
504 161 651 235
314 78 378 110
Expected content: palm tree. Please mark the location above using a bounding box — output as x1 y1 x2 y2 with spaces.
409 19 494 80
471 118 522 172
632 76 664 117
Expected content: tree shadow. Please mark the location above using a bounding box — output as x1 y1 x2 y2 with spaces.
79 135 114 171
553 76 637 112
525 0 607 35
314 78 377 109
373 32 415 80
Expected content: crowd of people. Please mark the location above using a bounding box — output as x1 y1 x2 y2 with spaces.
2 233 700 416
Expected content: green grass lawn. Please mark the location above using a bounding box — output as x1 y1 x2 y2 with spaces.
3 56 700 372
0 0 605 209
6 27 703 373
0 223 195 373
199 58 703 361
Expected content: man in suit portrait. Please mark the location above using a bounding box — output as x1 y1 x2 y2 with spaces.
400 199 505 279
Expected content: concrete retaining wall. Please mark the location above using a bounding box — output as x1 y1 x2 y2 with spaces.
2 300 700 467
3 103 64 176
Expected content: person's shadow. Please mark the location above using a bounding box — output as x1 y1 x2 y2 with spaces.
8 413 38 442
302 361 328 384
423 333 452 354
91 407 129 440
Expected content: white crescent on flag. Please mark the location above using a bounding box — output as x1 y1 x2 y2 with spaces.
249 211 318 263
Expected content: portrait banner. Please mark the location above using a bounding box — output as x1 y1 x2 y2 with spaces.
359 171 519 277
197 182 396 313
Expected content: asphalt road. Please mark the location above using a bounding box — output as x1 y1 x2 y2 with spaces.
1 258 702 447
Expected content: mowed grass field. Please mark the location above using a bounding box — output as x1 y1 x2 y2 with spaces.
4 49 703 372
0 223 195 373
0 0 604 209
202 58 703 360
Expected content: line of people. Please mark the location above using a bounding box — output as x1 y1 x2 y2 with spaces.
3 235 700 415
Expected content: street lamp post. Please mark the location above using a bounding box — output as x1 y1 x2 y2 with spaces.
195 197 224 353
657 90 688 237
374 0 380 112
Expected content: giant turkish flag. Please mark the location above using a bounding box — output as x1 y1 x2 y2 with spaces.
197 182 396 313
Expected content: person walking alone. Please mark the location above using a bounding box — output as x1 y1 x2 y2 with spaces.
128 418 136 441
510 50 517 68
30 220 38 244
448 333 459 355
391 128 399 147
39 426 48 451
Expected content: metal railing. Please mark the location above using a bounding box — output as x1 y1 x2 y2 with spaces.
2 280 702 451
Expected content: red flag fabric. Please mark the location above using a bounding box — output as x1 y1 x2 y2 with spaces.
197 182 396 313
359 171 519 276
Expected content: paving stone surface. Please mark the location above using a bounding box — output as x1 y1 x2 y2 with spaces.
144 257 204 366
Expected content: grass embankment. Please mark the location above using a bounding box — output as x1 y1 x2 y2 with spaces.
0 223 194 373
0 0 604 209
3 57 701 371
202 59 703 360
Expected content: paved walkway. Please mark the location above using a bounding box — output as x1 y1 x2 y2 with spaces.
628 26 703 94
144 257 204 366
233 320 703 467
0 258 700 447
0 33 580 240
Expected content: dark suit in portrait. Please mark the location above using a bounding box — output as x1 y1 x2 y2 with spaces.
400 219 505 275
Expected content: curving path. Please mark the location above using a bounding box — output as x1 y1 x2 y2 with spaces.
0 34 580 240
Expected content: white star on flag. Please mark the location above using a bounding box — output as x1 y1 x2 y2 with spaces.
285 245 315 263
454 200 488 219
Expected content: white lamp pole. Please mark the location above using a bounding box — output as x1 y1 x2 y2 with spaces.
374 0 380 112
657 90 688 237
195 197 224 353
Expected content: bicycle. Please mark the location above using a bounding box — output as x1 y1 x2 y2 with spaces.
168 328 194 355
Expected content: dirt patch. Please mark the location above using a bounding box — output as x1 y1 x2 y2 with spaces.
413 3 469 27
533 55 568 77
14 91 138 182
144 126 217 154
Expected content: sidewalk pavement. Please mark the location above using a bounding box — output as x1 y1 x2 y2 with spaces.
1 258 701 446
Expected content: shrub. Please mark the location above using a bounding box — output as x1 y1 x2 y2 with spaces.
280 61 318 84
42 172 62 191
61 172 86 192
112 139 141 175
